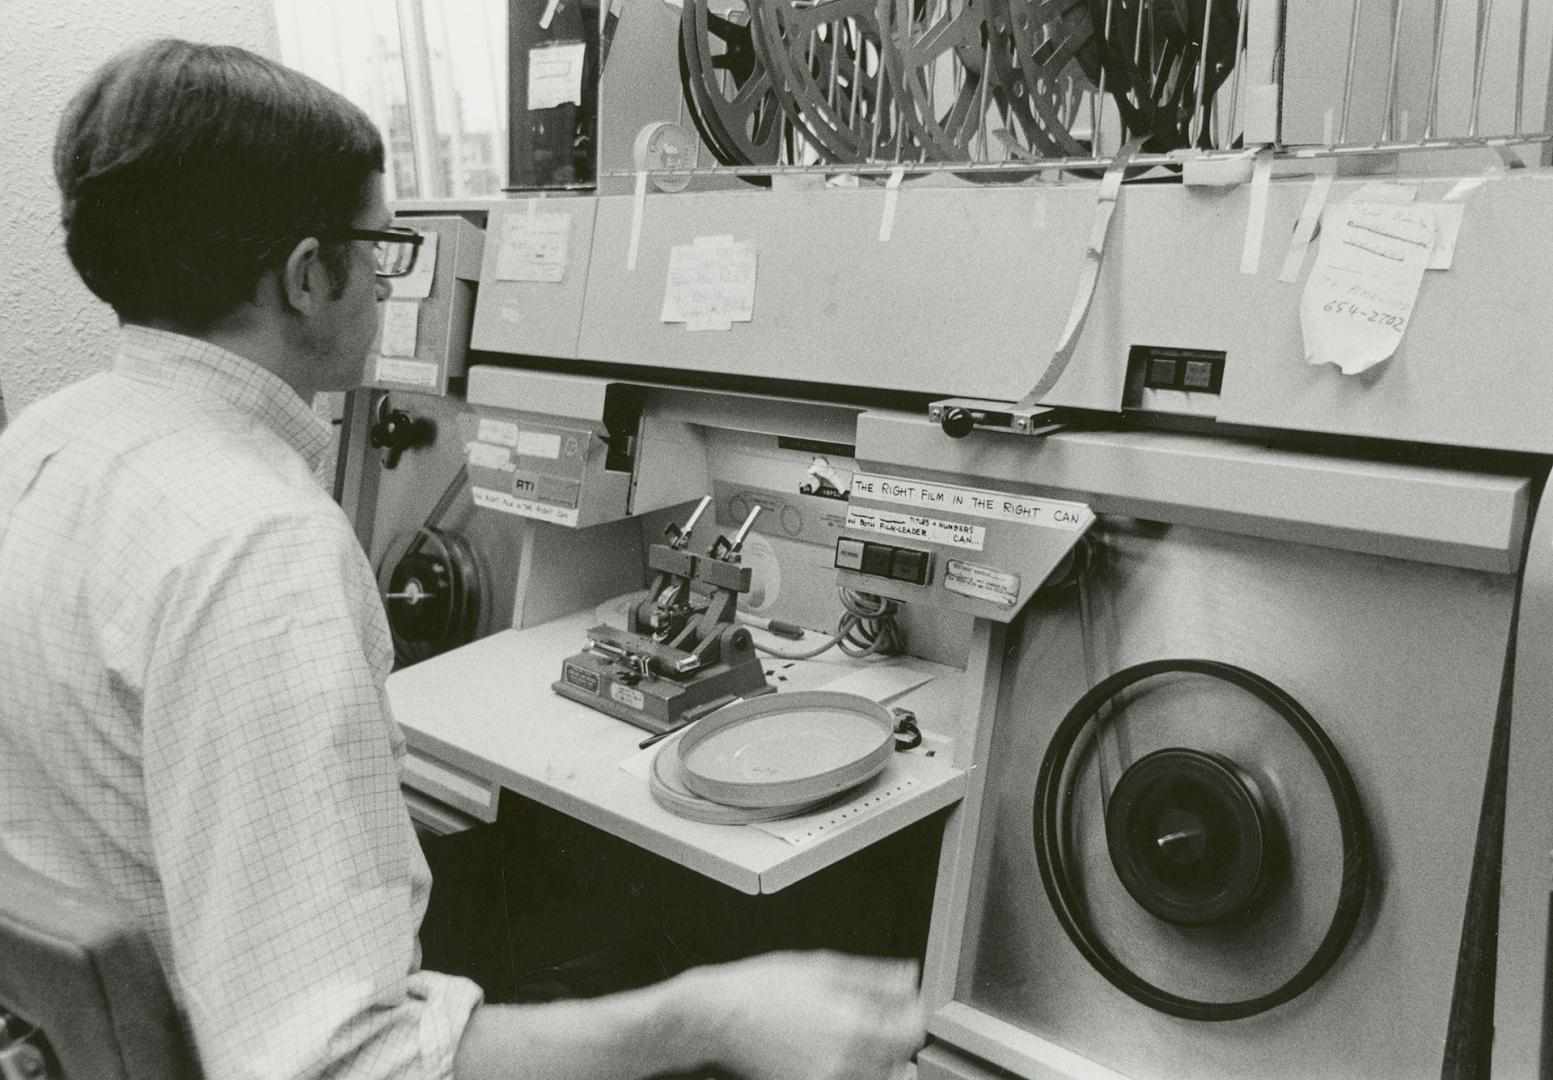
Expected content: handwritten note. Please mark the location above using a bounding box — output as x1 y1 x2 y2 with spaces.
1300 201 1436 375
527 42 586 110
497 211 570 282
660 237 756 332
378 299 421 358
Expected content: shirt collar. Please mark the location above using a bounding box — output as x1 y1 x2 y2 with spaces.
113 325 331 473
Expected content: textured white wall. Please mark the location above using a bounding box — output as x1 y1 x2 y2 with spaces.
0 1 279 422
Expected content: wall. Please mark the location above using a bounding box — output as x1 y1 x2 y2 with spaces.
0 0 279 423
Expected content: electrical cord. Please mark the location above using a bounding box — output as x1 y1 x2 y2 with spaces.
754 587 905 662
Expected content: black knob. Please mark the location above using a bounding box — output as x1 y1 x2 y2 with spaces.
940 407 978 439
369 409 434 469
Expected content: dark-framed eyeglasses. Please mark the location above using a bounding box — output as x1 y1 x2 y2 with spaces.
313 225 425 278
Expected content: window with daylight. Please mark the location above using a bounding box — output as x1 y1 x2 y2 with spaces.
274 0 509 200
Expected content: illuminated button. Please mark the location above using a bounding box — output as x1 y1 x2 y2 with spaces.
1147 358 1179 388
860 543 894 577
1182 360 1215 390
834 537 865 571
890 548 931 585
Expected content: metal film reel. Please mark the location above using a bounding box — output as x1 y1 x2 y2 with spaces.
1081 0 1242 150
380 525 485 668
880 0 998 161
679 1 787 176
995 0 1096 158
1032 659 1370 1021
750 0 915 163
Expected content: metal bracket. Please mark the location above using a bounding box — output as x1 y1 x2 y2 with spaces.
928 397 1073 439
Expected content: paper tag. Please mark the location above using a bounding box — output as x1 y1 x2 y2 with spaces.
661 237 756 330
477 418 521 447
528 42 587 110
1240 150 1273 274
378 299 421 357
1279 163 1337 283
1300 201 1436 375
466 441 516 471
1426 202 1466 270
374 357 439 388
844 507 986 550
943 560 1021 607
879 167 905 242
497 211 570 281
851 474 1093 530
516 430 563 459
472 487 581 525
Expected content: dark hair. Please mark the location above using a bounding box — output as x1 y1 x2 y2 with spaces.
54 39 386 329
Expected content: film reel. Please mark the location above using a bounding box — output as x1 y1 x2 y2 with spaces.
1031 659 1370 1021
381 526 485 668
679 0 787 177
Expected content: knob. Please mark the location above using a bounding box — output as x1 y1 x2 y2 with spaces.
369 408 434 468
940 407 979 439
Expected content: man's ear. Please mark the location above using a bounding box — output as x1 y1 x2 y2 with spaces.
279 237 324 315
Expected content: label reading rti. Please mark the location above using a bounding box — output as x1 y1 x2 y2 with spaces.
851 474 1092 530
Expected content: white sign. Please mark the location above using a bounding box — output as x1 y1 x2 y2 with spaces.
661 237 757 331
943 560 1021 608
1300 200 1435 375
844 507 985 551
473 486 581 526
476 418 521 447
851 473 1093 530
466 442 515 471
497 211 570 282
378 298 420 357
373 356 438 388
527 42 586 110
516 430 563 460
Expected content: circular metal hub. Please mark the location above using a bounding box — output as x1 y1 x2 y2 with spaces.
1104 747 1278 927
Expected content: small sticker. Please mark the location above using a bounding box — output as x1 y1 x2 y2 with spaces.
477 418 521 447
378 299 420 357
516 430 563 459
563 662 600 695
528 42 586 110
373 356 438 388
610 683 646 711
943 560 1021 607
472 487 581 525
466 441 515 471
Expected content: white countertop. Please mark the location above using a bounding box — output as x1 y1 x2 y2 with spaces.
387 608 969 894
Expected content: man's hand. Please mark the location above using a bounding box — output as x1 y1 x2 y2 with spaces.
681 951 927 1080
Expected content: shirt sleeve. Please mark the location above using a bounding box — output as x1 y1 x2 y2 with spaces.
138 506 482 1080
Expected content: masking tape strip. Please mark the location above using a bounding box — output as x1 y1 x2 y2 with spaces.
539 0 561 29
879 167 906 242
1279 161 1336 283
1014 138 1143 409
1240 150 1274 274
627 170 648 270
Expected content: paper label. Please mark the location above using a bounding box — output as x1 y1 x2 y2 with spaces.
477 418 521 447
378 299 420 357
497 211 570 282
943 560 1021 607
1300 200 1436 375
851 474 1093 530
528 42 586 110
472 486 581 525
373 356 438 388
466 441 515 471
661 238 756 331
610 683 646 711
390 231 437 300
844 507 985 551
516 430 563 459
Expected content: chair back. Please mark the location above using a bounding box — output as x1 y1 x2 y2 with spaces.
0 848 199 1079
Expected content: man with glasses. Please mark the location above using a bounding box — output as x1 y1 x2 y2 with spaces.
0 38 924 1080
